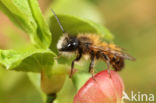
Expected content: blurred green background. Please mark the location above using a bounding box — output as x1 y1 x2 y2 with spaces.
0 0 156 103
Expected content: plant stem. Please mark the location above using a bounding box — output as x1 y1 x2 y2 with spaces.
46 93 56 103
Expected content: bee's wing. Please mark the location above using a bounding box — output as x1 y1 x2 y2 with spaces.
89 45 136 61
110 50 136 61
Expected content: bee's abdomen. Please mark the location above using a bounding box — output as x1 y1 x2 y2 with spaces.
110 57 124 71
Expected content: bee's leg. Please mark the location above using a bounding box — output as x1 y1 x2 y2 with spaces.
69 52 82 78
106 60 111 78
89 55 95 79
103 54 111 78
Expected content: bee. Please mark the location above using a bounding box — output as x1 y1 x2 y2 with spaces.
51 9 135 78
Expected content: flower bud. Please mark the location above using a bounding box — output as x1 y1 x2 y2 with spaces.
74 70 124 103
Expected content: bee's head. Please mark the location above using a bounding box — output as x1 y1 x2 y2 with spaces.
57 35 79 52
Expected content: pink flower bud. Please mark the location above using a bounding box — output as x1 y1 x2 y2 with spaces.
74 70 124 103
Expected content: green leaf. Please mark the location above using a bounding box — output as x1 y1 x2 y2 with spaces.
49 15 114 53
47 0 103 23
0 0 51 48
0 0 36 33
28 0 52 48
0 49 56 72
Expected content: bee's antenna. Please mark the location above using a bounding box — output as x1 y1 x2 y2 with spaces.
51 9 65 33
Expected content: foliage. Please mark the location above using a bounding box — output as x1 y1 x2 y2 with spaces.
0 0 51 48
0 49 55 72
